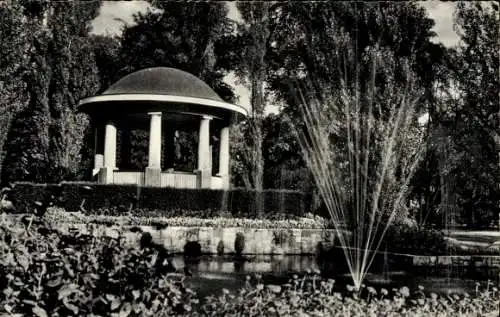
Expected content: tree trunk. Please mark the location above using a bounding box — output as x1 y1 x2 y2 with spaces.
250 78 265 216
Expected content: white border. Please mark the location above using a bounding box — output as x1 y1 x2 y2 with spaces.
79 94 248 116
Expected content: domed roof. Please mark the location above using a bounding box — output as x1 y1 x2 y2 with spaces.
78 67 247 121
102 67 223 102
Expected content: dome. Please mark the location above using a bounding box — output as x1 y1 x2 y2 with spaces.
78 67 247 120
102 67 223 102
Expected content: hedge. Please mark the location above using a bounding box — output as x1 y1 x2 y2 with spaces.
9 182 313 217
8 182 63 213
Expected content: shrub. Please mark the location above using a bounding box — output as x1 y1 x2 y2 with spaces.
60 182 138 211
184 241 202 257
216 241 224 256
235 232 245 255
0 213 198 316
9 182 61 213
385 226 448 255
10 182 313 218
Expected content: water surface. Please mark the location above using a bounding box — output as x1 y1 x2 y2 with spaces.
170 255 499 299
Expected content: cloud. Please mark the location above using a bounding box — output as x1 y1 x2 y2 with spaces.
91 1 152 36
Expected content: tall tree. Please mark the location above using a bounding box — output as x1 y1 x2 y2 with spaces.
1 0 51 183
90 34 122 93
1 0 101 184
260 2 442 194
0 1 31 183
46 1 101 182
232 2 274 199
119 1 235 101
443 1 499 227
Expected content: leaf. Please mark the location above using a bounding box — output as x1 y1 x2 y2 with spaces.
63 300 79 315
132 290 140 300
57 283 79 300
119 302 132 317
32 306 48 317
132 302 144 314
3 303 13 313
110 297 121 311
106 294 116 302
46 276 62 288
15 253 29 271
22 299 37 306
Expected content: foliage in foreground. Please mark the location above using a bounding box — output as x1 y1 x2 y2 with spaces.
1 212 499 317
202 274 498 317
0 213 196 317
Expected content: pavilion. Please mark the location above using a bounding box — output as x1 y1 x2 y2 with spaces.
78 67 247 189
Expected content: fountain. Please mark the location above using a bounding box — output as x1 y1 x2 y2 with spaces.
291 45 427 289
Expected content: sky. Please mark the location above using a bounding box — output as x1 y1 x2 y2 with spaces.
90 1 461 114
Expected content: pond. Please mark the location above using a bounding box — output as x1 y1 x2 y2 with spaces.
170 255 499 300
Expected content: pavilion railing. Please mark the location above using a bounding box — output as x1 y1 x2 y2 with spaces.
160 171 198 189
113 171 145 186
112 170 221 189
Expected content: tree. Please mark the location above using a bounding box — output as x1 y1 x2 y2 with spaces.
46 1 101 182
266 2 442 109
262 113 312 191
259 2 443 200
1 0 102 184
410 2 499 229
443 2 499 227
90 34 122 93
230 2 274 216
118 1 235 101
1 0 52 183
0 1 31 183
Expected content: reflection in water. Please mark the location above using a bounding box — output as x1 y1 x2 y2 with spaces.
234 260 244 273
172 255 498 300
173 255 319 276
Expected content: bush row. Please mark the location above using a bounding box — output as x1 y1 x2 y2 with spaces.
9 182 313 217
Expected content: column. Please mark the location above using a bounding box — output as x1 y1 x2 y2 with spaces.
93 127 104 177
98 121 116 184
145 112 162 187
197 115 212 188
218 126 230 189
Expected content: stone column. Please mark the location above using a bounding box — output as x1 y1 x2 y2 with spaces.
218 126 230 189
197 115 212 188
98 121 116 184
145 112 162 187
93 127 104 177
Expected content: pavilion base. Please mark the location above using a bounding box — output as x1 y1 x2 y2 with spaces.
98 167 114 184
196 170 212 189
216 173 230 189
145 167 162 187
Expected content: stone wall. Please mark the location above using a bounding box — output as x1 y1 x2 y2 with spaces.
55 223 337 255
412 255 500 268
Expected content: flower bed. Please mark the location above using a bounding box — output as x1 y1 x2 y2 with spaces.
0 212 498 317
43 208 331 229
